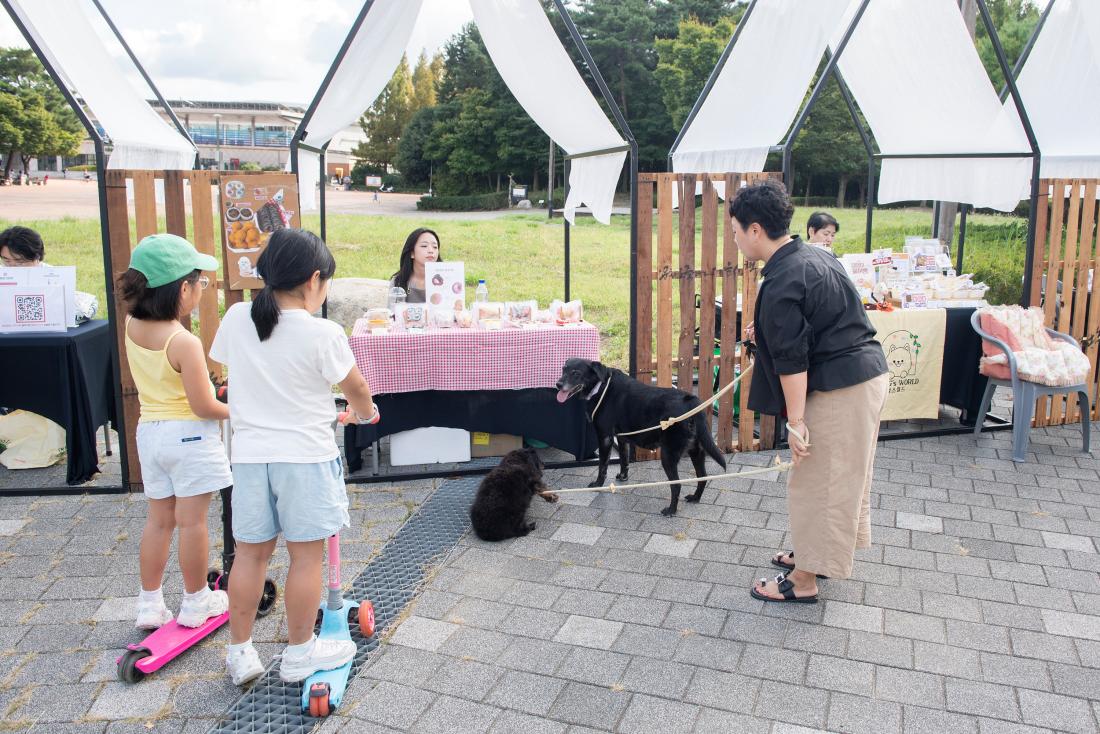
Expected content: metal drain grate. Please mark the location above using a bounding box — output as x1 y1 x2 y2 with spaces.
208 472 483 734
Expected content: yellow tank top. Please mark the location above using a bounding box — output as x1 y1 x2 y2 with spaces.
125 318 210 422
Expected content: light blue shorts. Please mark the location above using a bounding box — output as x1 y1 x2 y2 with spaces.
231 458 349 543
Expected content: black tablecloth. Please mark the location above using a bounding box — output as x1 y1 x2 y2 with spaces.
712 301 987 422
0 320 115 484
344 388 598 473
940 307 988 423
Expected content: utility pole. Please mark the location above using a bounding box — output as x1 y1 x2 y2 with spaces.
937 0 979 251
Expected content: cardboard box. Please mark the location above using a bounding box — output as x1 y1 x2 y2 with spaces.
390 428 471 466
470 432 523 458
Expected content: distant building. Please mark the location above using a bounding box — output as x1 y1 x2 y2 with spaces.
33 99 366 177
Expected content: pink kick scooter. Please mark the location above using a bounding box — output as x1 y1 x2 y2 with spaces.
117 386 278 682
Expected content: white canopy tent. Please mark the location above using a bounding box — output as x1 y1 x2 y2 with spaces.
1012 0 1100 180
293 0 630 226
3 0 196 170
670 0 1036 213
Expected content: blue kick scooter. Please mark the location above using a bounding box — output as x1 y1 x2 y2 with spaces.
301 531 375 717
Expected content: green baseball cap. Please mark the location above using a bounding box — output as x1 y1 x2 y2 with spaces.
130 233 220 288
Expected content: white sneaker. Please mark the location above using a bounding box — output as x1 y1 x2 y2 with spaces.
176 589 229 628
279 638 356 683
135 600 173 630
226 644 265 686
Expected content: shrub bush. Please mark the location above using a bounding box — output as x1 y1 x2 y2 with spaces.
416 191 509 211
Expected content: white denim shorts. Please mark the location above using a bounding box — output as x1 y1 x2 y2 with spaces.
230 458 349 543
136 420 232 500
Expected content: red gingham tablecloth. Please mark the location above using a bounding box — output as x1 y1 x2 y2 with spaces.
349 320 601 394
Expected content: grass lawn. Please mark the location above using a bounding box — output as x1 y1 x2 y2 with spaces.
1 206 1026 370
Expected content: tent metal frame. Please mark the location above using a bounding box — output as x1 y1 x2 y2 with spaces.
668 0 1043 299
667 0 1038 442
289 0 639 482
0 0 199 493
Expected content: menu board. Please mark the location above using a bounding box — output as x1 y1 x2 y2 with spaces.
425 261 466 312
220 174 300 290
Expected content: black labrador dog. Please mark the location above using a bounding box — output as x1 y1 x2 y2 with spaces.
469 448 558 541
556 358 726 516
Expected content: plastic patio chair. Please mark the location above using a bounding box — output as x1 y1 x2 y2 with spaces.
970 310 1091 463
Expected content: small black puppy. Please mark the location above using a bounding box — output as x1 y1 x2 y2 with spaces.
556 358 727 516
470 448 558 541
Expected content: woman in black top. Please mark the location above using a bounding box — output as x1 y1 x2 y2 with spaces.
390 228 441 304
732 181 888 604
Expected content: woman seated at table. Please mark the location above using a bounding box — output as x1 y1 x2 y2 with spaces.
806 212 839 254
390 228 441 304
0 226 47 267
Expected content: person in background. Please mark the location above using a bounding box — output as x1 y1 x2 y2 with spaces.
732 182 888 604
389 228 441 304
0 226 46 267
806 211 839 253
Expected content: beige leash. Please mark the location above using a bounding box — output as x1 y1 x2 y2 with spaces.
541 456 793 496
614 361 754 437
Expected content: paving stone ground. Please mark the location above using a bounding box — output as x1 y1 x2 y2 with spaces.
0 421 1097 733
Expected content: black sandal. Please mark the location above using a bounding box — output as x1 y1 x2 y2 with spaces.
770 551 828 579
750 573 818 604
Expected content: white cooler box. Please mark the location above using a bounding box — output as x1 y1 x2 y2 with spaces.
389 427 471 466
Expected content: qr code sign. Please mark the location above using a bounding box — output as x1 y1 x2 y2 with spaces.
15 294 46 324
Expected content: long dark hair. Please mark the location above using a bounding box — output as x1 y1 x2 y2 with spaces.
390 228 442 290
251 229 336 341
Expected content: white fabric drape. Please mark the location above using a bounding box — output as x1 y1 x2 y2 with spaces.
670 0 850 175
1014 0 1100 180
296 0 425 209
469 0 626 224
8 0 195 170
834 0 1031 211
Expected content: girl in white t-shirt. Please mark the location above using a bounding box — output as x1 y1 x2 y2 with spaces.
209 229 377 686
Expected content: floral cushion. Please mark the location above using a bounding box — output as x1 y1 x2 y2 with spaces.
978 306 1089 387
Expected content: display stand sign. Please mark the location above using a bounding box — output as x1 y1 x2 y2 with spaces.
220 174 300 290
0 266 76 332
425 261 466 312
867 308 946 420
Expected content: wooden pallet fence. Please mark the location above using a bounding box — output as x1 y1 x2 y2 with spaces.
105 170 297 490
633 171 781 458
1029 179 1100 426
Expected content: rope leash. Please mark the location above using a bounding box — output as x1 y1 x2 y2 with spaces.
541 456 793 496
615 361 754 437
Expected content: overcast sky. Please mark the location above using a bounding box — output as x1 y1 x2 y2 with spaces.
0 0 474 105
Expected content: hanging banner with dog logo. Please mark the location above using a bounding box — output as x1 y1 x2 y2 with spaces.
867 308 946 420
220 173 300 290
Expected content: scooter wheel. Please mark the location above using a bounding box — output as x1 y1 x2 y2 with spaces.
308 682 332 717
354 600 376 637
117 648 151 683
256 579 277 617
206 568 221 591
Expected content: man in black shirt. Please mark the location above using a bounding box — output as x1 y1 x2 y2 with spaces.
731 181 888 605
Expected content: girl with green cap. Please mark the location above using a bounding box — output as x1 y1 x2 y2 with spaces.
117 233 233 632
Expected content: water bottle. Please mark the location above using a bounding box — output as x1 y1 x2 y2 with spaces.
475 280 489 303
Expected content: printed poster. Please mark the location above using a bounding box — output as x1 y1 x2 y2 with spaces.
220 173 300 290
0 266 76 330
425 261 466 312
0 284 66 333
867 308 946 421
